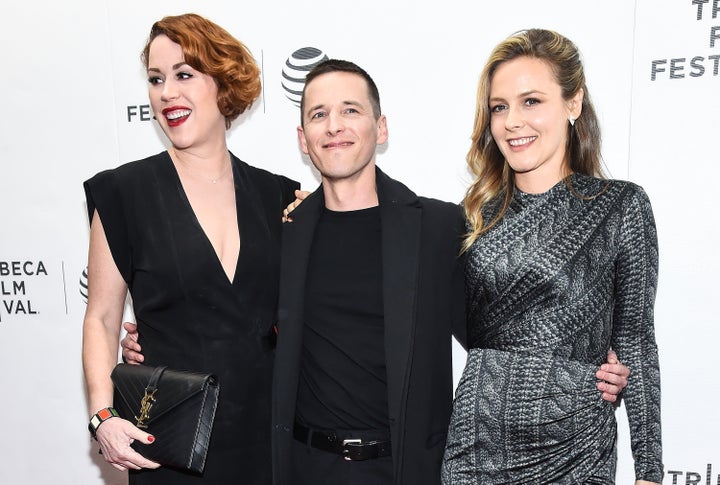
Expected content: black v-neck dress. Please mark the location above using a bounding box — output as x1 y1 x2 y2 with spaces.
84 151 299 484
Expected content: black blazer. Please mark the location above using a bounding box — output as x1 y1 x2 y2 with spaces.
272 167 466 485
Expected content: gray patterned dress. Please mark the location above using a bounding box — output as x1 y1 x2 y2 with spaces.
442 175 663 484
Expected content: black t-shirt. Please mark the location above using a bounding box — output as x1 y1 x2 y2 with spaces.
295 206 389 430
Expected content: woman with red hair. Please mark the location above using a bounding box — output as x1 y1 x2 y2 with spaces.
82 13 299 484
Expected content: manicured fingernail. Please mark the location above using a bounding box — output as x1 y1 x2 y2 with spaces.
148 435 155 443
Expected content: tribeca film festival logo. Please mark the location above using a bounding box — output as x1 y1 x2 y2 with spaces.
651 1 720 80
667 463 720 484
281 47 329 106
127 104 153 122
0 261 47 323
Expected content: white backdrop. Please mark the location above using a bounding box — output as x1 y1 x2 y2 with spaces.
0 1 717 483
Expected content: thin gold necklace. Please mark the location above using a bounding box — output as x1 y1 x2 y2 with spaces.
173 150 231 184
207 162 230 184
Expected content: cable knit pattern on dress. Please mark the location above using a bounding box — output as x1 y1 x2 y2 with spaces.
442 174 662 484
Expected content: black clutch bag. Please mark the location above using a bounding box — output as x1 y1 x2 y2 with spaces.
110 363 220 473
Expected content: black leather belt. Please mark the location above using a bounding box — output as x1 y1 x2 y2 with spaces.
293 422 392 461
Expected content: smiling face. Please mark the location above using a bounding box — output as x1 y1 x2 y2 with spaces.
298 71 388 184
489 56 583 192
146 35 226 151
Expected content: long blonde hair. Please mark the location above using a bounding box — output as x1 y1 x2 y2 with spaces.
462 29 604 252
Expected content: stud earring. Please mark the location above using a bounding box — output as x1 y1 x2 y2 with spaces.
569 117 575 127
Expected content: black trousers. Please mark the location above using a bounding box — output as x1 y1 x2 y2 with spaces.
290 437 393 484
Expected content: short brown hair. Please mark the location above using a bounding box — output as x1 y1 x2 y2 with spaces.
141 13 261 129
300 59 382 125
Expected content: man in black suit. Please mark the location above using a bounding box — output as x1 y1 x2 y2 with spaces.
271 60 467 485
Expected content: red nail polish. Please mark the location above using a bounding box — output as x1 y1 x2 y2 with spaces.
148 435 155 443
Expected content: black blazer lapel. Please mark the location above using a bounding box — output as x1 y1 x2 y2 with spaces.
273 187 324 449
376 168 422 468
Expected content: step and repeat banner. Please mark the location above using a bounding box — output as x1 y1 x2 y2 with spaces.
0 1 717 483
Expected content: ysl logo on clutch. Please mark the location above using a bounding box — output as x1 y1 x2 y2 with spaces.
135 388 157 429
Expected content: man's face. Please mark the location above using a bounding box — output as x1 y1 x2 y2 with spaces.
298 71 387 183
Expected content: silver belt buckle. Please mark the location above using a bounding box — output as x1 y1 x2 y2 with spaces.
342 438 362 461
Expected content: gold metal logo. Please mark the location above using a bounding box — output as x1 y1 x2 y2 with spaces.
134 388 157 429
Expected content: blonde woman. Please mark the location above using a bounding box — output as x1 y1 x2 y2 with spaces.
442 29 662 484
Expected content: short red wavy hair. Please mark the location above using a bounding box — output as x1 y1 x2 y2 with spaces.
141 13 261 129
